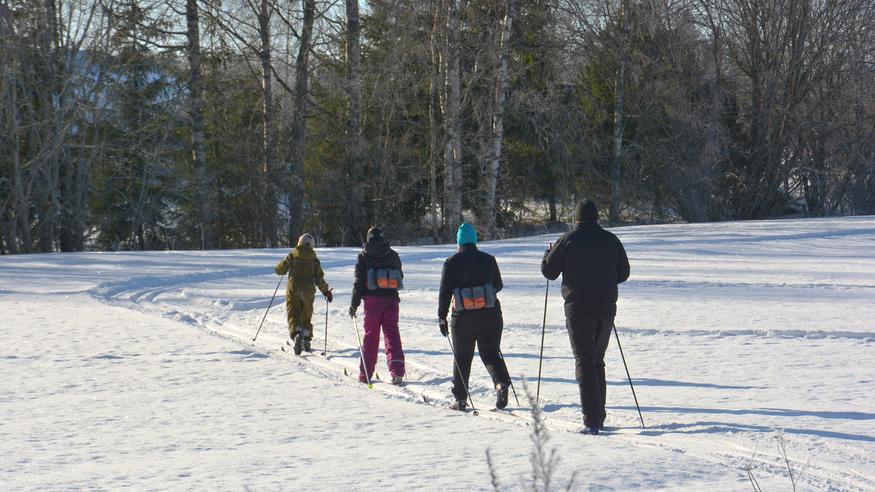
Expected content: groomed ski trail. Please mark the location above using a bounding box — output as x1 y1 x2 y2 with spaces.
81 218 875 491
140 308 875 491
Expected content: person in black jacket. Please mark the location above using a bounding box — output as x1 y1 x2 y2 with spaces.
541 200 630 434
438 223 511 411
349 227 406 385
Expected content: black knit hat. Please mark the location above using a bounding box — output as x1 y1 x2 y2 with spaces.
576 200 599 222
367 226 383 242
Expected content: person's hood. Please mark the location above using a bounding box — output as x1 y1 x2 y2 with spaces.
575 220 600 231
293 244 317 261
363 238 391 258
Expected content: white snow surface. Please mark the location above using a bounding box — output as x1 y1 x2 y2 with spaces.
2 216 874 490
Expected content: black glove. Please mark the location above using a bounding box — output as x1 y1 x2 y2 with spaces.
348 305 357 318
439 318 449 337
325 289 333 303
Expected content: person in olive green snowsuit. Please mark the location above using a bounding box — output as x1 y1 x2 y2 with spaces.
275 233 333 353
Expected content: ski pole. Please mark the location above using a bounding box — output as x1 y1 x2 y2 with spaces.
351 313 379 380
497 347 520 406
536 276 550 406
321 294 329 356
446 333 479 415
252 274 284 341
613 323 645 428
352 317 373 389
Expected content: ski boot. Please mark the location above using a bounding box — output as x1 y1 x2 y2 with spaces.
578 425 600 435
302 328 312 352
449 400 467 412
495 382 509 410
391 375 403 386
293 326 304 355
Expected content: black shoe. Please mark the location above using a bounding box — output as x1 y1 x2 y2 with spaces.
303 338 312 352
449 400 467 412
495 383 509 410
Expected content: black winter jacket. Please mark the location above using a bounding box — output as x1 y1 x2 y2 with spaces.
438 244 503 320
350 238 403 310
541 221 630 317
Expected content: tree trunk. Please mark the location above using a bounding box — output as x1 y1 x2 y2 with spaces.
186 0 213 249
346 0 364 245
58 80 89 252
258 0 277 247
443 0 463 238
55 80 87 252
56 87 88 252
288 0 316 244
57 156 83 252
3 78 26 253
482 0 513 239
3 31 28 253
428 0 444 242
609 0 628 225
31 0 61 253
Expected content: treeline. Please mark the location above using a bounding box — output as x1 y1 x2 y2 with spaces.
2 0 874 253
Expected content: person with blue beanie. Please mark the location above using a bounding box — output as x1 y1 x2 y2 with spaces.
456 222 478 247
437 223 511 411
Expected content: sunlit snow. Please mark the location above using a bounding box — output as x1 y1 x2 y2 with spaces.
2 216 873 490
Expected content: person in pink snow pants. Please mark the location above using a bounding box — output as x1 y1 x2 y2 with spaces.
348 227 406 385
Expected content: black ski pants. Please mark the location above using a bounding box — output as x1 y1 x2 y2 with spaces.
566 314 613 427
450 309 510 403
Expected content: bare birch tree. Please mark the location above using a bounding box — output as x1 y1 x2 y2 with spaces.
481 0 514 239
442 0 464 237
186 0 214 248
257 0 279 246
288 0 315 243
428 0 445 240
608 0 628 224
345 0 364 243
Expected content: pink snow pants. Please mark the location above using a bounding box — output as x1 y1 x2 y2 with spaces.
359 296 405 381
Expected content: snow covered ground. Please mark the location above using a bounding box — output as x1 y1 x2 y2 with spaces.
2 216 874 490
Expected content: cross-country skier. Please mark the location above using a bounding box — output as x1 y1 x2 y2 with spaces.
349 227 406 385
438 223 511 411
541 200 630 434
275 233 333 354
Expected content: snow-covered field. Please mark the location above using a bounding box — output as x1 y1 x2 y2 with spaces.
2 216 874 490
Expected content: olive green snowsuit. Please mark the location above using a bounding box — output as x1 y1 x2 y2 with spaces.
275 245 330 341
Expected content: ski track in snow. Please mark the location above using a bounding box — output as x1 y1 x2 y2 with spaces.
2 216 875 490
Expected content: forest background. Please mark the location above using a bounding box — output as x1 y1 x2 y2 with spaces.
2 0 874 253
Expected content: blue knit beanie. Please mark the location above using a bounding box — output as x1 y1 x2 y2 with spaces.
456 223 478 246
